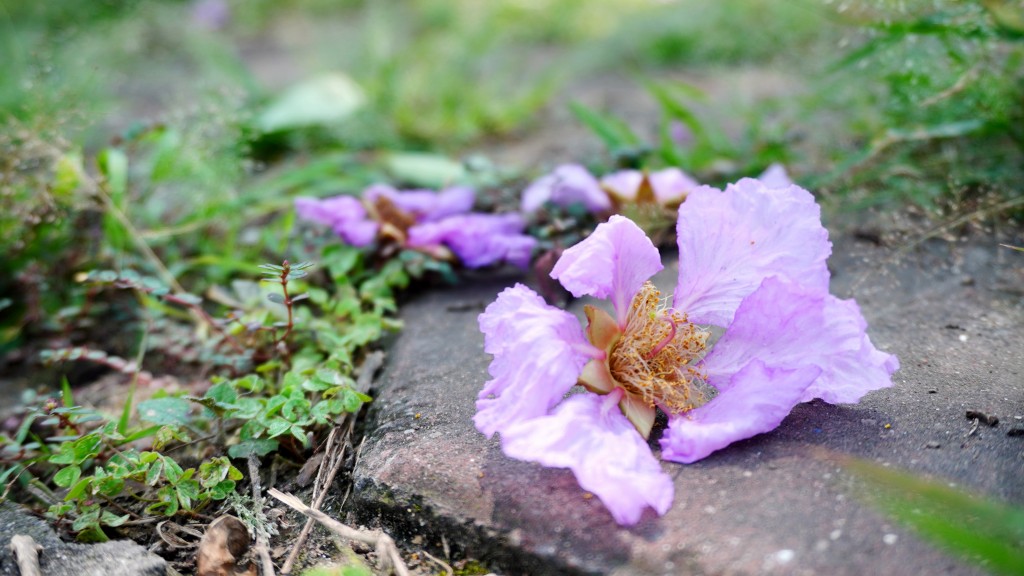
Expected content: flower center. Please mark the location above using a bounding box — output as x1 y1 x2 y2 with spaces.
368 195 417 243
608 281 709 414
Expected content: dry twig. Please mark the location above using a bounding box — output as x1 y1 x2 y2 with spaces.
280 352 383 574
9 535 42 576
280 419 354 574
268 488 409 576
421 549 454 576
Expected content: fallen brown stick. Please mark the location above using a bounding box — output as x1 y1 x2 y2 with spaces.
9 535 42 576
267 487 409 576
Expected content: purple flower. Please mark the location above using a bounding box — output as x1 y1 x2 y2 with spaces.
476 177 898 525
521 164 612 213
296 185 535 269
600 167 700 207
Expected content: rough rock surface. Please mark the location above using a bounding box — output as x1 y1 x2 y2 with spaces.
351 226 1024 576
0 501 167 576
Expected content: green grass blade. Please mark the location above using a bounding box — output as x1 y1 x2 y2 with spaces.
842 457 1024 576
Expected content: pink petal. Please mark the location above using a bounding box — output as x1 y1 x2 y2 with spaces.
649 168 700 205
295 195 364 227
673 179 832 326
660 360 821 463
295 195 378 247
333 219 379 247
600 168 698 205
427 186 477 221
501 392 674 525
476 285 596 437
799 296 901 404
702 277 897 403
756 163 794 189
521 164 611 213
551 215 663 326
600 170 644 201
408 214 536 269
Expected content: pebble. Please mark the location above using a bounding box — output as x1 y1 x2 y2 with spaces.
883 534 898 545
925 441 941 449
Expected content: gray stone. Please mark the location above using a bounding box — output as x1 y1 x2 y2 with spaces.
0 501 166 576
352 230 1024 575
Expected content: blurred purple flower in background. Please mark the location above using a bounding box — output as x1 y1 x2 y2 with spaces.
296 184 535 269
520 164 611 213
191 0 230 30
521 163 794 214
600 167 700 206
476 177 898 525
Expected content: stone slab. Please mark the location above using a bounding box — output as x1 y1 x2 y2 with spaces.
0 501 167 576
351 229 1024 576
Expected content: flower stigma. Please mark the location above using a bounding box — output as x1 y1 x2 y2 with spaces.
607 282 709 414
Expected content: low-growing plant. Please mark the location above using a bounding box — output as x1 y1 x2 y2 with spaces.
1 252 394 541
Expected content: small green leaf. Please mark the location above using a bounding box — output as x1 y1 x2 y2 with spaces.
207 480 236 500
289 424 308 444
176 479 200 510
137 397 192 426
66 476 92 501
199 456 234 488
267 418 291 438
72 434 102 463
257 73 366 133
53 152 83 197
145 460 162 486
228 439 278 459
97 147 128 198
161 456 184 484
53 465 81 488
205 381 238 406
101 511 130 527
385 152 466 189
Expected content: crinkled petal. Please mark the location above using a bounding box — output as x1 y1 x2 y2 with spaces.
476 285 594 437
501 392 674 525
296 195 377 246
756 163 794 189
551 215 663 326
295 195 365 227
522 164 611 212
424 186 476 221
660 360 821 463
408 213 536 268
799 296 901 404
702 277 897 402
674 179 832 326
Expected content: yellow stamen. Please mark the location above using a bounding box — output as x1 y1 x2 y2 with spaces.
608 282 709 414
